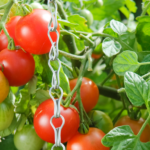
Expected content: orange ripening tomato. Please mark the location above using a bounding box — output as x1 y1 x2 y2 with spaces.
69 77 99 112
115 115 150 142
0 70 9 103
67 128 110 150
91 53 102 59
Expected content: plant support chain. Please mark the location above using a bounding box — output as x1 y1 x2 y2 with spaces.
47 0 65 149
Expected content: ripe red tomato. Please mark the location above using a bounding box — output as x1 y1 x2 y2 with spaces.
67 128 110 150
115 115 150 142
0 16 21 51
91 53 102 59
15 9 60 54
34 99 80 143
70 77 99 112
0 48 35 86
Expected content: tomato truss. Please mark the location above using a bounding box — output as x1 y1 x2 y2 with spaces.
47 0 65 149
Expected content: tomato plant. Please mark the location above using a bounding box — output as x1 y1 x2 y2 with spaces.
15 9 60 54
67 128 110 150
14 125 45 150
1 0 150 150
34 99 80 143
115 115 150 142
0 70 9 103
0 48 35 86
0 16 21 51
69 77 99 112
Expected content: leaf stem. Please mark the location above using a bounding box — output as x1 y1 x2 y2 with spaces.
0 0 15 50
59 50 85 60
137 115 150 138
63 57 87 107
141 2 150 16
142 72 150 78
100 71 114 86
140 61 150 66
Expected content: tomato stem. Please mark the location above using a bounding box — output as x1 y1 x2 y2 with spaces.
137 115 150 139
141 2 150 16
100 70 114 86
0 0 15 50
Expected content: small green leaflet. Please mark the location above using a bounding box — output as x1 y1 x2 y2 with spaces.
102 126 150 150
113 51 140 76
110 19 127 35
124 71 149 106
125 0 137 13
102 37 122 57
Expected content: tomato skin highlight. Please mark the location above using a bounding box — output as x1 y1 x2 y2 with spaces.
34 99 80 143
67 128 110 150
70 77 99 112
115 115 150 142
15 9 60 54
14 125 45 150
0 48 35 86
0 16 21 51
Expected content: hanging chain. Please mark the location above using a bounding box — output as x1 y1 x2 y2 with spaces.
47 0 65 149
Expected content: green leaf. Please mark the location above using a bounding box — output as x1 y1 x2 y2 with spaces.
14 86 30 114
28 75 37 94
125 0 137 13
113 51 140 76
90 0 125 21
136 16 150 51
139 54 150 75
119 6 130 19
110 19 127 35
0 135 17 150
40 55 70 94
124 72 148 106
68 14 91 32
102 37 122 57
102 126 150 150
30 89 50 106
58 19 78 28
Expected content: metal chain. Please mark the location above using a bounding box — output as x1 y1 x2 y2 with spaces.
47 0 65 149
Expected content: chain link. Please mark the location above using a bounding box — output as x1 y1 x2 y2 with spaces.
47 0 65 149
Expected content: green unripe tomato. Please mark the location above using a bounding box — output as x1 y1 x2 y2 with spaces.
0 100 14 131
14 125 45 150
30 2 43 9
78 9 93 27
88 110 113 133
96 0 103 7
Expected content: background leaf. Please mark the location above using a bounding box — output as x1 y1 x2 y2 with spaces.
113 51 140 76
110 19 127 35
124 71 148 106
102 37 122 57
102 126 150 150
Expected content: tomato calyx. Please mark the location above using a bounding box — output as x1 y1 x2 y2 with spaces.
20 4 33 16
7 38 15 50
128 106 141 121
78 122 89 134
